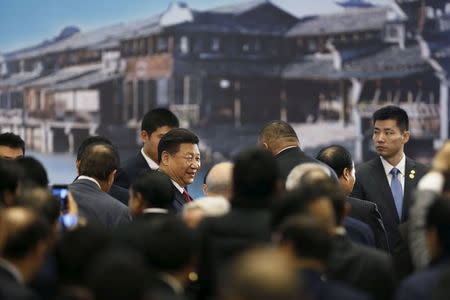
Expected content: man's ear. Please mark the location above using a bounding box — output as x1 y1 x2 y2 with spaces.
108 170 117 185
161 151 170 166
402 130 410 144
75 160 80 174
202 184 208 196
140 130 149 143
342 167 351 182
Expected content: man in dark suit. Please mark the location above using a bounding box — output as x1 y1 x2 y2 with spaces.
0 207 51 300
69 144 130 228
272 177 395 300
197 147 277 300
259 120 331 181
76 136 129 205
317 144 390 251
158 128 201 213
278 216 370 300
115 108 179 189
395 195 450 300
351 106 428 265
128 170 174 221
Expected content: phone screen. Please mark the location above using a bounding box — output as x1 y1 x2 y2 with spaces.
51 185 69 212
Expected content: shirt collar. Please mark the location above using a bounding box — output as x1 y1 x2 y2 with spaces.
275 146 298 156
141 148 159 170
77 176 101 189
159 272 184 295
142 208 168 214
171 180 185 194
380 154 406 177
0 258 24 284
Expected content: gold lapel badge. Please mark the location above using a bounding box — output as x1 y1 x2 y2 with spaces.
409 170 415 179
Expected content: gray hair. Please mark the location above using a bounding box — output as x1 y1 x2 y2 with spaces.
285 163 331 191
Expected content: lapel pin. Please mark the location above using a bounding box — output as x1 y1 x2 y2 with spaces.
409 170 415 179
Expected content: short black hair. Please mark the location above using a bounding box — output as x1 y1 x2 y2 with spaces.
141 108 179 134
131 170 174 209
0 159 22 206
157 128 199 163
232 147 278 209
79 144 118 181
138 217 198 272
77 136 111 160
373 105 409 132
87 246 153 300
316 145 353 178
272 177 343 230
278 215 332 262
0 132 25 154
426 196 450 253
55 226 111 285
2 208 51 260
16 156 49 187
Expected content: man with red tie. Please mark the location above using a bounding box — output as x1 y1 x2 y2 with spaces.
158 128 201 213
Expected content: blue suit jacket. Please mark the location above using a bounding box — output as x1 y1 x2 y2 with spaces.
344 217 376 248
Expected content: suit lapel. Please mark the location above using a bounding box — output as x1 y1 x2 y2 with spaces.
371 158 400 223
403 157 418 221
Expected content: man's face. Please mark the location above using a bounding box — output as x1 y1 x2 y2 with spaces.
163 143 201 187
373 119 409 160
141 126 174 162
0 146 23 160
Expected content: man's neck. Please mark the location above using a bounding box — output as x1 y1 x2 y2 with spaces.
272 143 299 156
382 151 404 167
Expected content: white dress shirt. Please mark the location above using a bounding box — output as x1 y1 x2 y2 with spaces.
380 154 406 196
77 175 101 189
141 148 159 170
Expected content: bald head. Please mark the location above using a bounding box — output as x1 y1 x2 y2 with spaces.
259 121 299 155
220 247 300 300
203 162 233 199
1 207 50 260
285 163 331 191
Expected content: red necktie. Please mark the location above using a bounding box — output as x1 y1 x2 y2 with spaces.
183 189 192 203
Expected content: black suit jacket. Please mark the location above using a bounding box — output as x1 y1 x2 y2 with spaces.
0 265 38 300
197 208 271 300
108 184 129 205
327 234 396 300
348 196 390 252
69 179 131 228
351 156 427 253
275 147 338 181
114 152 152 189
170 184 193 213
344 217 375 248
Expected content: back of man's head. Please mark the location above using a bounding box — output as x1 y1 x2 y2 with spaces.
139 217 198 274
272 177 339 230
373 105 409 132
204 162 233 198
278 215 332 263
130 170 174 209
0 159 22 207
79 144 118 181
76 136 113 161
0 132 25 159
157 128 199 163
16 156 49 187
232 147 278 209
426 196 450 255
141 108 179 134
316 145 353 178
16 185 60 225
259 121 299 154
1 207 50 261
285 163 331 191
220 247 299 300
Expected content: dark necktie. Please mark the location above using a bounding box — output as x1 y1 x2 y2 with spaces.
390 167 403 219
183 189 192 203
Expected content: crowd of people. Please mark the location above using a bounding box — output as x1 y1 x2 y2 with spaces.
0 105 449 300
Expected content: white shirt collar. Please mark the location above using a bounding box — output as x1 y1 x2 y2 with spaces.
141 148 159 170
275 146 299 156
171 180 185 194
77 175 101 189
0 258 24 284
159 272 184 295
142 208 168 214
380 154 406 177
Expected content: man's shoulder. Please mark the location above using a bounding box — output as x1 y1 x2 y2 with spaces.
355 157 380 173
122 152 147 171
406 157 428 173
